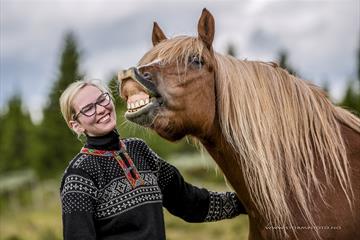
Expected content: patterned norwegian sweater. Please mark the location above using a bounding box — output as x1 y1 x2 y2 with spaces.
60 130 245 240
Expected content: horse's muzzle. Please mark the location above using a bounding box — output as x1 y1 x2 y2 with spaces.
118 67 160 98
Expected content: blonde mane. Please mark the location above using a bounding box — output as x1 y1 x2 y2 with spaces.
139 36 204 67
215 54 360 238
139 36 360 238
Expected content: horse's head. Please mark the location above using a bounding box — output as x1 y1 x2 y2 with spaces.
119 9 217 141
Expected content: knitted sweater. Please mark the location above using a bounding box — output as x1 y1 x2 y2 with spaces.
60 130 245 240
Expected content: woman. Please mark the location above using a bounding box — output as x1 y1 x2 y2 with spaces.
59 79 246 240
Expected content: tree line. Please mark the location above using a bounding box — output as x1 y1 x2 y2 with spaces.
0 32 359 179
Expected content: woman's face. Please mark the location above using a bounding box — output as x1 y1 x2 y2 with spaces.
70 85 117 136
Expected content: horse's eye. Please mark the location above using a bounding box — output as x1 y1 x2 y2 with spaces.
189 55 204 68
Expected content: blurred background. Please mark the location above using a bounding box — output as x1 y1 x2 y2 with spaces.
0 0 359 239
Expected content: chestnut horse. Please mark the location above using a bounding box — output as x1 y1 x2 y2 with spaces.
118 9 360 240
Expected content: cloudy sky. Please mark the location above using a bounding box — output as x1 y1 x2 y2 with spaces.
1 0 359 122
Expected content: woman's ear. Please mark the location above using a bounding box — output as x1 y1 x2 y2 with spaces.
69 120 85 135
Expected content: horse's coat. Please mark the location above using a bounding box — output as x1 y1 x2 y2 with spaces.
118 9 360 240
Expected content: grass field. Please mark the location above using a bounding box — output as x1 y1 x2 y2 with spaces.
0 153 249 240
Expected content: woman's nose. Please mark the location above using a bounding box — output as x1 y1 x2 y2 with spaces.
96 104 107 114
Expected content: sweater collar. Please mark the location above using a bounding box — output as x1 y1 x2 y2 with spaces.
85 129 120 151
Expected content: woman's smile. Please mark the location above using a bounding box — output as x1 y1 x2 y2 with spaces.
97 113 111 123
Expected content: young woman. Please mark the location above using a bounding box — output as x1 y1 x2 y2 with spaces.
59 79 246 240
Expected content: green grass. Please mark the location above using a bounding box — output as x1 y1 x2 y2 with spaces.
0 153 249 240
0 199 62 240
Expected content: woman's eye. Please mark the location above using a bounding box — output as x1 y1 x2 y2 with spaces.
98 97 106 103
82 105 94 114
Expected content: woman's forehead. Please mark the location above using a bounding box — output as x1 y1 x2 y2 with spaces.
72 85 102 109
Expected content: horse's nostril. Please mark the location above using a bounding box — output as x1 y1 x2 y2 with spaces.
143 72 152 80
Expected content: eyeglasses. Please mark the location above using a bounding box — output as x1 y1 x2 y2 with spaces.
73 92 111 120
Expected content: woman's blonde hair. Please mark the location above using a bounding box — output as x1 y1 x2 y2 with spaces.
59 79 112 133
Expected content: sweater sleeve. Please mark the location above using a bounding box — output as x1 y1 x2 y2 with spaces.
133 140 247 222
60 169 98 240
158 160 246 222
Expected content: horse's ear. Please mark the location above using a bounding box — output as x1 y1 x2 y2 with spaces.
152 22 167 46
197 8 215 50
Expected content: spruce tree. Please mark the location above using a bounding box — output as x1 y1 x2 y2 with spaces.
339 42 360 115
37 32 83 178
226 43 237 57
278 49 297 76
356 44 360 111
341 84 359 115
0 94 34 173
357 44 360 90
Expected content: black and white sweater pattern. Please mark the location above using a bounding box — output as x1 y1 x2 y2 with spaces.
60 131 245 240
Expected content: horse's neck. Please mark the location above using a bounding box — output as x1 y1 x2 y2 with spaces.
198 120 254 209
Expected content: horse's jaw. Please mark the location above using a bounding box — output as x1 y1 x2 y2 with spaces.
125 96 162 127
125 99 186 142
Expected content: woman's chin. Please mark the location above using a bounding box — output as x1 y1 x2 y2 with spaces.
92 121 116 136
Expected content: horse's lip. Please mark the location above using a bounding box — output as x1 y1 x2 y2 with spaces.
125 97 162 122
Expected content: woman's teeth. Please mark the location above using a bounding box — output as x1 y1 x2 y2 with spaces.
98 114 110 123
127 98 150 112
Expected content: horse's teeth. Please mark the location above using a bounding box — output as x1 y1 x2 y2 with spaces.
127 98 151 112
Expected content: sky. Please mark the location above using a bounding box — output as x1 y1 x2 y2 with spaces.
1 0 359 123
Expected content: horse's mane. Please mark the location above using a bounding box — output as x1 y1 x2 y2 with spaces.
139 36 360 238
215 54 360 237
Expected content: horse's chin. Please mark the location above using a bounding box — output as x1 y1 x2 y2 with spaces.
125 97 160 127
125 103 185 142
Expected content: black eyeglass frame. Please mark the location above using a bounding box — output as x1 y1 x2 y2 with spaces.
73 92 111 120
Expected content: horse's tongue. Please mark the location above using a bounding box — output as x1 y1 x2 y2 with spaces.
127 92 150 103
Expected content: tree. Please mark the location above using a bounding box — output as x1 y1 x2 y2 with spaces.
0 94 34 172
357 42 360 88
321 79 330 96
226 42 237 57
36 32 83 178
341 82 359 115
339 42 360 115
278 49 297 76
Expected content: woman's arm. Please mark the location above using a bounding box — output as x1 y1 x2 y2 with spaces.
60 168 98 240
129 139 247 222
157 160 246 222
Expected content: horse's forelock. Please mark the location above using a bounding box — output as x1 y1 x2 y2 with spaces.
139 36 205 67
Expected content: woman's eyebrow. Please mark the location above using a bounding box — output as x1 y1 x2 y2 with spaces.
79 93 104 109
81 103 94 109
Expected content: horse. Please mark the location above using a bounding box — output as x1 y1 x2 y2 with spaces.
118 8 360 240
